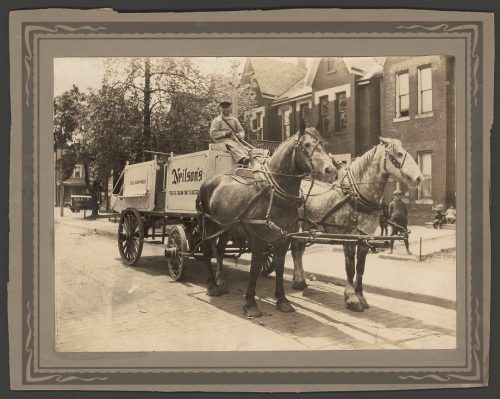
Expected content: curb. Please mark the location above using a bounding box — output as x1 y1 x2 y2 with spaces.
56 219 456 310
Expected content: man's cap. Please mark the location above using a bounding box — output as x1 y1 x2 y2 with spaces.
393 190 402 195
219 100 232 107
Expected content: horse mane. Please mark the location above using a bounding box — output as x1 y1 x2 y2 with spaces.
303 127 324 143
349 144 382 178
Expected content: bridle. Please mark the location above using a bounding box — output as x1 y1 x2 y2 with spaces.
294 130 324 173
383 144 408 173
258 130 327 208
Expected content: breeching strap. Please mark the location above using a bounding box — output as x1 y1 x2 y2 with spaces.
199 183 274 242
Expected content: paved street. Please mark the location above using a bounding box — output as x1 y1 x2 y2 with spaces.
55 222 456 352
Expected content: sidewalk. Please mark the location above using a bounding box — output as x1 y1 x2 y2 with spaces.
54 207 456 308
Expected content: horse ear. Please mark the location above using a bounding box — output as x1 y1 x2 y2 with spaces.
379 136 389 145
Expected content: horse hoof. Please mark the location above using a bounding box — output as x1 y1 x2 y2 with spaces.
276 302 295 313
346 302 364 312
292 281 308 291
345 296 364 312
217 284 229 294
207 285 222 297
243 304 263 318
357 295 370 309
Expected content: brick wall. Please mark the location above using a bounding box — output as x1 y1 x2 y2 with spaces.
311 59 356 155
381 56 451 207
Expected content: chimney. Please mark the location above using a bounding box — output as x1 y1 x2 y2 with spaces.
297 58 306 69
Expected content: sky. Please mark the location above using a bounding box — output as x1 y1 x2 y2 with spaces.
53 57 301 97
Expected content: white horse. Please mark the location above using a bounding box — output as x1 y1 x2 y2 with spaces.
291 137 424 312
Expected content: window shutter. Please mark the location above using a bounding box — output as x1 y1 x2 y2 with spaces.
331 99 338 132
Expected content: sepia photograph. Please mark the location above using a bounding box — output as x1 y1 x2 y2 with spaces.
53 55 457 352
8 8 492 392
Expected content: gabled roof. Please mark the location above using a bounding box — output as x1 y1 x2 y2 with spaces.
342 57 383 76
246 58 307 98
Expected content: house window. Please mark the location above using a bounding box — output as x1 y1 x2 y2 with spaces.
418 152 432 199
299 103 309 128
282 108 291 139
335 91 347 131
72 165 83 178
318 96 329 135
327 58 336 72
255 111 263 139
396 71 410 118
418 65 433 114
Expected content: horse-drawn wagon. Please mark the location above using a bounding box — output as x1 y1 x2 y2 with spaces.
112 144 275 281
113 130 423 316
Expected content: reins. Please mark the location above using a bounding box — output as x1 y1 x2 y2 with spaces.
197 129 330 244
300 142 410 232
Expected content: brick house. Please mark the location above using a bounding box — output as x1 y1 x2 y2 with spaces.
243 56 456 224
241 58 307 142
244 57 383 162
380 56 456 221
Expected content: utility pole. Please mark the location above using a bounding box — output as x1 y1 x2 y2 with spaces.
143 58 151 160
231 60 239 117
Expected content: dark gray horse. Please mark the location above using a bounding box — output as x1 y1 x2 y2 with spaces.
196 127 337 318
291 137 423 312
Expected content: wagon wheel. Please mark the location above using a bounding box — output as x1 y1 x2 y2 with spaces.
261 244 276 276
118 208 144 266
165 225 188 281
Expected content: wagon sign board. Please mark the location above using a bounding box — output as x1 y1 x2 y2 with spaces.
165 150 232 214
166 153 209 214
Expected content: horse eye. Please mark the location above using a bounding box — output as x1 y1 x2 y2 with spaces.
304 142 311 148
396 151 403 157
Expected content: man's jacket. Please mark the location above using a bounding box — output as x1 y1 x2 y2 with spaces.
210 115 245 140
389 199 408 220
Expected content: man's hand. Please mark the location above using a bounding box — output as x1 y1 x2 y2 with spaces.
237 132 245 140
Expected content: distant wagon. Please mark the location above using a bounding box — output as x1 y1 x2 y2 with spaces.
69 195 93 213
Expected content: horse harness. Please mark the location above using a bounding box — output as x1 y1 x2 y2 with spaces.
301 143 410 234
198 130 326 243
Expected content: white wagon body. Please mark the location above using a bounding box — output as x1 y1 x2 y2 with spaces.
112 144 233 215
113 143 272 278
165 148 232 215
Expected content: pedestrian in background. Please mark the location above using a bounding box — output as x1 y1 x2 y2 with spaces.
433 209 446 229
209 100 250 166
444 205 456 224
379 202 390 236
388 190 411 255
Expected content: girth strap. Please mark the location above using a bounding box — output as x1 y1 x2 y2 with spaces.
317 193 354 226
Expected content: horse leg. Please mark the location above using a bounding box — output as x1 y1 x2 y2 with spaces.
291 239 308 291
354 245 370 309
215 233 229 294
343 243 363 312
202 222 221 297
243 240 264 318
274 239 295 312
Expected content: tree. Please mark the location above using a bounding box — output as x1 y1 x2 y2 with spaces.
53 86 86 207
102 57 209 157
53 85 86 151
80 84 144 216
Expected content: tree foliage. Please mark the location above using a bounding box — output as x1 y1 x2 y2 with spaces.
53 57 259 214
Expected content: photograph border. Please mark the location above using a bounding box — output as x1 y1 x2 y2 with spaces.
8 8 493 391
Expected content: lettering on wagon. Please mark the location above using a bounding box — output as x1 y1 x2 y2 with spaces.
129 179 146 185
171 167 204 185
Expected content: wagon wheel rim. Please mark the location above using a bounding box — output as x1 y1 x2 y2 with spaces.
166 225 188 281
118 209 144 266
261 245 275 276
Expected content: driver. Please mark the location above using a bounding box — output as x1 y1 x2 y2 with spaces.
209 100 250 166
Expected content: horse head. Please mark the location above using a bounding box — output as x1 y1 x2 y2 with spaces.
379 137 423 187
295 127 337 182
